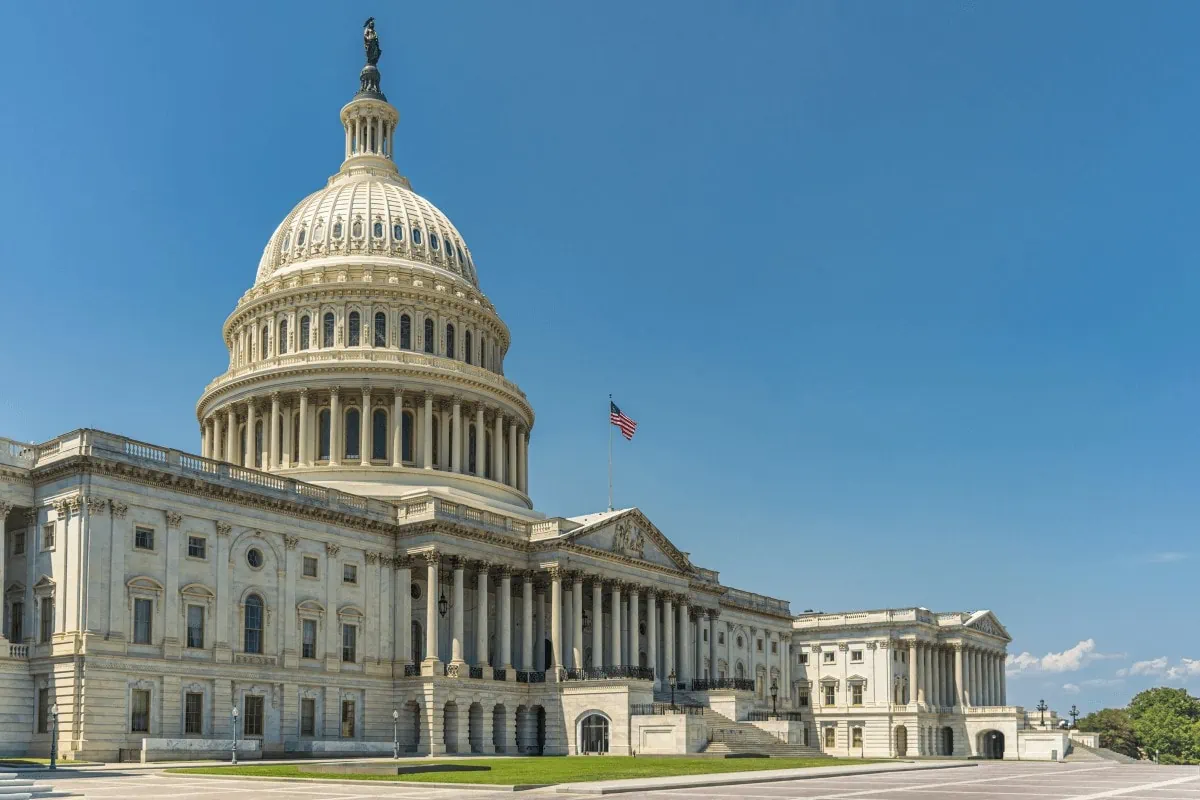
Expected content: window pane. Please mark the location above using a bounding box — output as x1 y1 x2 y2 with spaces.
299 316 310 350
185 692 203 734
301 698 315 736
187 605 205 648
341 700 355 737
342 624 356 662
402 412 414 462
344 409 360 459
372 410 387 460
37 688 49 733
322 313 335 347
318 409 331 460
302 619 316 659
244 696 264 736
131 689 150 732
423 319 434 353
279 319 288 355
134 598 153 644
244 595 263 654
374 312 386 347
445 324 455 359
40 597 54 642
400 314 411 349
348 311 360 346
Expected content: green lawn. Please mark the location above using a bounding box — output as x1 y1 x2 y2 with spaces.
172 757 882 786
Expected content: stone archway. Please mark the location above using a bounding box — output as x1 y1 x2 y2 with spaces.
492 704 508 753
895 725 908 757
941 726 954 756
443 701 459 754
403 700 421 754
578 712 610 754
978 730 1005 759
468 702 484 754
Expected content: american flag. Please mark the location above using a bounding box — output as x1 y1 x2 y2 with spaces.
610 401 638 440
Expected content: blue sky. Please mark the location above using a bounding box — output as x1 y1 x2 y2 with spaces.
1 2 1196 715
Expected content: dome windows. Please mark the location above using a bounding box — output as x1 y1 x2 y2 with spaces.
400 314 412 349
322 312 335 348
297 228 306 247
348 311 361 347
299 315 310 351
373 312 386 347
392 223 404 241
282 232 292 251
430 233 440 251
411 227 423 246
445 323 455 359
352 219 363 239
372 220 384 238
261 325 270 360
456 245 465 264
332 220 344 240
278 319 288 355
423 318 434 354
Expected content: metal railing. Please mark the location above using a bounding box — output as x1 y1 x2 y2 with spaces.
746 711 805 721
631 702 704 716
515 670 545 684
403 664 420 677
493 669 507 681
469 666 484 680
691 678 755 692
565 666 654 682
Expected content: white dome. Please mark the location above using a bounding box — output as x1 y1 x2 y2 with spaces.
255 169 480 288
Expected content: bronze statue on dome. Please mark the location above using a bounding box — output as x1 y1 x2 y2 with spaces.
364 17 382 66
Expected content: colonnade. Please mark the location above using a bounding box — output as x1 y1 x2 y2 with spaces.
905 640 1006 708
198 387 529 494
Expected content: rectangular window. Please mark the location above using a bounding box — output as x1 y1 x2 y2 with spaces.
133 598 153 644
799 691 810 707
243 695 264 736
823 651 836 664
771 641 778 654
42 524 55 550
187 536 207 559
135 527 154 551
824 727 836 748
342 624 357 663
852 684 863 706
824 685 836 706
37 688 49 734
756 639 763 652
131 689 150 732
184 692 203 734
851 649 863 663
341 699 356 738
852 726 863 748
302 619 317 659
300 698 315 736
40 597 54 642
799 653 809 665
303 556 318 578
12 531 24 555
10 602 23 644
186 605 205 648
343 564 357 584
718 632 725 645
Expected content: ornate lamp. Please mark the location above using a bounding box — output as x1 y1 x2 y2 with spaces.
1036 698 1048 726
770 679 779 716
49 704 59 771
231 705 240 765
392 708 400 759
668 668 677 709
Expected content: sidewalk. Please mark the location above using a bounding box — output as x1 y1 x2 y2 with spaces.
555 760 976 795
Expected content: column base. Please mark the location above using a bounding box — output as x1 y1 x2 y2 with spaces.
503 664 515 682
421 658 442 677
476 665 493 680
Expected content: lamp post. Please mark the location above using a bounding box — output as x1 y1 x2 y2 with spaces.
1069 705 1079 730
49 704 59 771
231 705 240 765
770 680 778 717
1036 699 1048 727
668 669 677 709
392 709 400 759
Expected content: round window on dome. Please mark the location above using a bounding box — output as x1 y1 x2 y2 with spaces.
332 221 343 239
247 548 264 570
411 228 423 246
430 233 440 250
297 228 306 246
392 223 403 241
373 221 383 238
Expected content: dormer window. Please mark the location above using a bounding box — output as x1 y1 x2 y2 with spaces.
332 221 343 239
411 228 423 245
456 245 465 263
282 232 292 251
392 222 403 241
297 228 306 246
372 221 383 238
352 219 363 238
430 233 440 250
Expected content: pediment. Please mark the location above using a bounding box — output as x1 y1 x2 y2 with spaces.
563 509 692 573
5 582 25 596
964 610 1010 641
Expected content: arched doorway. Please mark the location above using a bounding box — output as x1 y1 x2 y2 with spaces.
492 704 508 753
443 701 459 754
468 702 484 754
895 725 908 757
535 705 547 755
979 730 1005 759
579 713 610 754
941 726 954 756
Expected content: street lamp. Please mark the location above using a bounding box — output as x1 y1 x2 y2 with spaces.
668 669 677 709
392 709 400 759
1036 699 1048 727
49 704 60 771
1069 705 1080 730
231 705 240 765
770 680 779 717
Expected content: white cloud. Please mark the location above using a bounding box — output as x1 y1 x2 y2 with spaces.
1007 639 1125 676
1081 678 1125 689
1145 552 1189 564
1063 683 1080 694
1166 659 1200 681
1117 657 1168 678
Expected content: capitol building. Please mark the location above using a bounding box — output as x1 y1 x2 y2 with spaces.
0 26 1030 763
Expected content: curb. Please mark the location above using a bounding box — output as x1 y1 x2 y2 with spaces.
164 771 549 792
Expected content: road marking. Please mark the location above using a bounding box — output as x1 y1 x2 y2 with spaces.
1062 775 1200 799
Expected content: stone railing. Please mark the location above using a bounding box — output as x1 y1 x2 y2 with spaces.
0 436 37 469
396 497 532 536
793 607 936 628
722 587 791 617
965 705 1021 715
200 349 530 408
564 666 654 682
691 677 755 692
6 643 29 659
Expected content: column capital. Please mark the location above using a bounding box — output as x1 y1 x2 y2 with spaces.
473 559 492 573
421 549 440 566
329 385 340 399
298 387 309 399
452 394 463 406
271 391 281 403
282 535 299 550
449 555 466 570
325 542 340 557
492 563 513 578
706 608 721 620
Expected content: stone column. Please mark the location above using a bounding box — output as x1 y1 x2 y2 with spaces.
211 414 223 461
518 429 528 493
662 594 675 684
269 393 281 469
521 572 534 670
549 568 563 674
534 583 545 670
200 420 210 459
609 581 622 667
225 406 236 464
329 388 341 466
452 397 463 473
590 578 603 668
930 646 940 707
908 640 918 705
391 388 403 466
297 390 309 466
0 502 9 637
244 399 257 468
571 573 584 670
451 559 466 667
280 403 292 467
678 598 690 683
991 652 1000 706
499 567 513 672
424 553 440 670
507 420 518 487
396 559 412 664
422 392 434 469
470 563 484 671
708 611 718 681
647 591 658 686
953 644 965 707
474 405 485 475
628 586 640 670
359 387 371 466
1000 653 1007 704
493 410 504 483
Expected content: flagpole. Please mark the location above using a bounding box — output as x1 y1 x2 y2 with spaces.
607 393 614 511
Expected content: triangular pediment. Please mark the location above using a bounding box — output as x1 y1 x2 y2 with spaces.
964 610 1010 641
563 508 692 573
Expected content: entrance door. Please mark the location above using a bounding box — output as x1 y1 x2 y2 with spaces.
895 726 908 757
579 714 609 754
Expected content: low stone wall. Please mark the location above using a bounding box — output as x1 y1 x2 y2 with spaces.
630 714 706 755
285 740 396 756
749 719 806 744
1015 730 1070 761
706 690 756 724
1069 731 1100 748
141 737 262 762
0 657 33 757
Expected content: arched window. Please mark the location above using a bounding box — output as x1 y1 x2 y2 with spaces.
345 408 361 460
446 242 455 262
430 233 440 251
579 714 610 755
322 313 335 348
402 411 414 463
479 336 486 369
352 219 363 238
254 420 264 469
400 314 412 349
374 312 386 347
261 325 270 360
411 227 423 245
244 594 264 654
485 431 493 480
432 417 440 469
333 220 343 239
318 409 331 461
292 413 300 466
282 231 291 251
297 228 306 246
372 409 388 461
392 222 404 241
445 324 456 359
423 319 435 354
278 319 288 355
299 315 310 351
465 331 472 365
348 312 361 347
456 245 465 263
373 221 383 238
468 425 478 474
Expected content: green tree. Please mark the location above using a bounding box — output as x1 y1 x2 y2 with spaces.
1076 708 1139 758
1127 687 1200 764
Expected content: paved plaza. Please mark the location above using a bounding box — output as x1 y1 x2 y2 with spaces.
28 761 1200 799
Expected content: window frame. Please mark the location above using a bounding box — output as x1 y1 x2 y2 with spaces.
243 695 265 737
342 563 358 585
302 555 319 579
187 535 207 560
12 530 25 555
341 698 356 738
300 697 316 736
301 618 318 660
186 604 205 649
131 688 151 733
184 691 204 735
342 623 357 663
133 597 153 645
42 523 55 551
243 594 265 655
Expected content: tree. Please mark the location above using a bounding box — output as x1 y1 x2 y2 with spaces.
1127 688 1200 764
1077 708 1138 758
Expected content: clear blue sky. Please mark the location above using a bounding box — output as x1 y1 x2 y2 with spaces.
1 1 1196 715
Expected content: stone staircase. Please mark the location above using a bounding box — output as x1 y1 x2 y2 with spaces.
0 771 75 799
1065 742 1141 764
653 690 826 758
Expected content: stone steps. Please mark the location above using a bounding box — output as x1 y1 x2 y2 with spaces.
0 770 75 798
1067 742 1141 764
